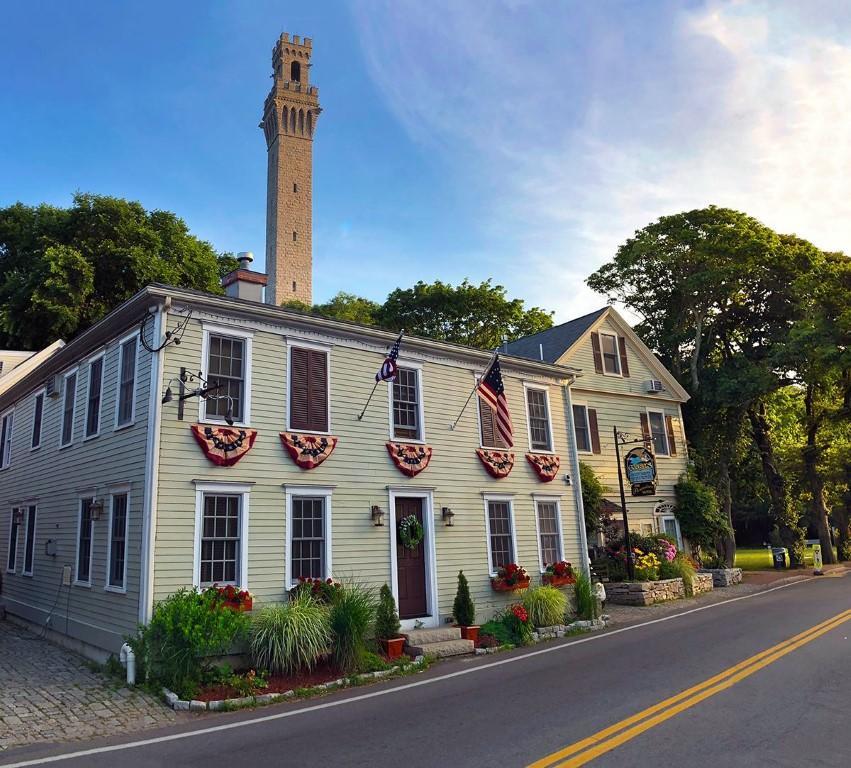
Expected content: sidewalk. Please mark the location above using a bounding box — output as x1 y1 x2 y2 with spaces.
742 562 851 586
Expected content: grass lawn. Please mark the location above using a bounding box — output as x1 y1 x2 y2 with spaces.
735 546 827 570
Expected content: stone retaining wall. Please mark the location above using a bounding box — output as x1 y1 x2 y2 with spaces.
698 567 743 587
691 572 714 596
605 578 685 606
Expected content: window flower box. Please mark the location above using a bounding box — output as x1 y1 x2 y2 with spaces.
490 563 531 592
206 585 254 612
542 561 576 588
542 574 576 588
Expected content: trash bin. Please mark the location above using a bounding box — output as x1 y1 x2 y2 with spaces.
772 548 788 569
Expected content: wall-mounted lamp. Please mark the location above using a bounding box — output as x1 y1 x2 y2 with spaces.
370 505 385 527
441 507 455 527
563 474 572 486
12 508 24 525
89 499 105 521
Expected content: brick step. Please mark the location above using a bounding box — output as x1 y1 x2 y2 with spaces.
404 638 475 658
402 627 461 645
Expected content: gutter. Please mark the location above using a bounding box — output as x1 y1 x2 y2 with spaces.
561 383 591 579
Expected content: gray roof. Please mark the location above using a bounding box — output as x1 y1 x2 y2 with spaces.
504 307 608 363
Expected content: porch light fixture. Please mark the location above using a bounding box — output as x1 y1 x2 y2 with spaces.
371 505 385 527
441 507 455 527
563 473 572 486
162 367 234 425
12 509 24 525
88 498 105 521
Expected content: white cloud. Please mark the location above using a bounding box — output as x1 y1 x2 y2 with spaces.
351 0 851 322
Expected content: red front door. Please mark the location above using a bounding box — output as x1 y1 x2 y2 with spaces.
395 497 428 619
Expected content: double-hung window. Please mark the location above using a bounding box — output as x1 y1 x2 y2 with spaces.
485 497 515 574
647 410 669 456
391 367 422 440
85 356 104 438
76 498 94 584
61 371 77 446
6 508 20 573
22 505 36 576
600 333 621 375
535 499 563 570
0 410 13 468
288 345 329 433
287 489 332 586
107 492 129 590
31 392 44 449
205 334 246 423
526 387 552 452
199 494 242 585
116 337 137 427
572 404 591 453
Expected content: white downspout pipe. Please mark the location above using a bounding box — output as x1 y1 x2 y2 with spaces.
119 643 136 686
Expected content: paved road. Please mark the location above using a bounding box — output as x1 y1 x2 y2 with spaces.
3 574 850 768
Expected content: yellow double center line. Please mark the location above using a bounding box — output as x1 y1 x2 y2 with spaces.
529 607 851 768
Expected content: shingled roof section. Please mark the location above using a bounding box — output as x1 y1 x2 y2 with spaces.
504 307 608 363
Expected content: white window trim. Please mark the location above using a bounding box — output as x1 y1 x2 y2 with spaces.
21 505 37 577
483 494 519 577
599 332 623 377
387 487 439 629
6 508 19 574
0 408 14 469
284 485 334 590
114 331 140 430
199 324 254 428
523 382 555 454
105 484 131 593
84 352 106 441
59 369 78 448
30 389 45 451
532 495 566 573
646 408 670 458
387 360 426 444
285 338 331 435
193 481 251 589
657 511 683 549
74 494 95 587
571 400 593 454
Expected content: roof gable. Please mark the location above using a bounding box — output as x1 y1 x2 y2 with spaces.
503 308 607 363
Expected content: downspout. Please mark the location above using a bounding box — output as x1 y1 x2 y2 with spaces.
562 379 591 579
119 642 136 685
139 299 168 624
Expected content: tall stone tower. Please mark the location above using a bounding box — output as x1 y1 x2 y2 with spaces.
261 33 320 306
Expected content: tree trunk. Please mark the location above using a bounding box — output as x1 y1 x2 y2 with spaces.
715 455 736 567
747 403 804 566
690 313 703 393
803 386 836 564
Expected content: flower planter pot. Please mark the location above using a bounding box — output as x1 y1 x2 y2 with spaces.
491 578 531 592
542 575 576 588
381 636 406 660
458 625 479 643
225 597 252 612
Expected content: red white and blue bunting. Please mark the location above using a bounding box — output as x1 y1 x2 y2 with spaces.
191 424 257 467
526 452 560 482
386 442 433 477
476 449 515 479
280 432 338 470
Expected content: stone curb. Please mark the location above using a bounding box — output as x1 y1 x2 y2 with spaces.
161 655 426 712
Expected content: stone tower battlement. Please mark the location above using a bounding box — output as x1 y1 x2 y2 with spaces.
261 31 320 306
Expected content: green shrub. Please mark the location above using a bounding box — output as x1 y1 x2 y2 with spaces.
479 618 514 646
659 555 697 597
502 604 534 645
522 585 567 628
329 583 376 673
375 584 401 640
249 594 331 675
574 571 597 620
580 461 606 537
674 468 730 556
452 571 476 627
130 588 249 698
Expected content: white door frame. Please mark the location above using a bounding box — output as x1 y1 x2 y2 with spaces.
387 487 439 629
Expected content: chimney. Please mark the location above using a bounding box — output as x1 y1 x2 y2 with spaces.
222 252 268 303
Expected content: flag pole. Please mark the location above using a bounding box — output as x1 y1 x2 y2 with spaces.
450 347 499 431
357 330 405 421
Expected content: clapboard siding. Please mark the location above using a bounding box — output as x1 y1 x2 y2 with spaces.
0 330 150 652
154 314 582 623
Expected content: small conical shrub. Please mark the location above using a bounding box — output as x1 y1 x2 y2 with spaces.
453 570 476 627
375 583 401 640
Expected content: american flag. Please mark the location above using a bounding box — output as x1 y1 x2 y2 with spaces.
477 355 514 448
375 332 404 382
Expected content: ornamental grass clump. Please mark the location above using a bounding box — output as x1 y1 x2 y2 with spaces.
375 584 401 641
249 594 331 675
660 554 697 597
522 585 567 628
329 583 376 673
573 571 597 621
453 571 476 627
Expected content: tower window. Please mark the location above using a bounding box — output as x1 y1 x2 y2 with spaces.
293 231 297 242
291 61 301 82
292 281 297 292
293 183 298 193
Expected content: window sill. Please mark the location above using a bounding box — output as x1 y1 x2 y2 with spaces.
201 418 252 430
601 371 623 378
528 448 557 456
22 572 33 578
288 427 332 436
83 432 101 443
104 585 127 594
114 420 136 432
58 441 74 450
29 445 42 452
480 444 512 452
392 436 426 444
73 581 92 589
5 569 15 576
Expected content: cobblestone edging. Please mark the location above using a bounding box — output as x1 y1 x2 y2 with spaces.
699 567 744 587
162 656 426 712
691 572 714 595
474 617 609 655
606 578 685 606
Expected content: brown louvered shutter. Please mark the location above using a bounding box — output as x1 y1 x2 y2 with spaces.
665 414 677 455
479 398 507 449
307 350 328 432
590 332 603 373
618 337 630 377
290 347 310 431
640 412 651 445
588 408 601 454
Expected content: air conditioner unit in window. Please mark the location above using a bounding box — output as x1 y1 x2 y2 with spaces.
45 375 61 398
646 379 665 393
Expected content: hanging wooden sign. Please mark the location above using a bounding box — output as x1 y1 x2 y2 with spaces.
280 432 338 470
526 452 560 482
625 446 657 496
386 442 433 477
191 424 257 467
476 449 515 479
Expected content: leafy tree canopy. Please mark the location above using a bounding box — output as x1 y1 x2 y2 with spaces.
0 194 236 349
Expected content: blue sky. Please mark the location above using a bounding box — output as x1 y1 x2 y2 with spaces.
2 1 849 322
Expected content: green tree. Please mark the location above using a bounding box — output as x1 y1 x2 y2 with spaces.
0 194 234 349
674 468 730 562
452 571 475 627
579 462 606 539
